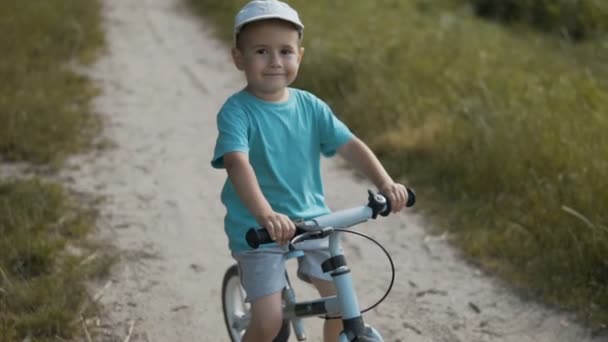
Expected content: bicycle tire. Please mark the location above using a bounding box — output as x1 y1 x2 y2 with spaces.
221 264 290 342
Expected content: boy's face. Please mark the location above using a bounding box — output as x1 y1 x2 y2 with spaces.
232 20 304 102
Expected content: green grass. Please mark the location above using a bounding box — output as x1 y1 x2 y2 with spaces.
188 0 608 327
0 0 111 340
0 179 113 341
0 0 104 166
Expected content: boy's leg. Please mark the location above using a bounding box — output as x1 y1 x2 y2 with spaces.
242 291 283 342
232 247 288 341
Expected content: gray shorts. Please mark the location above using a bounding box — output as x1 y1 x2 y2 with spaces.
231 239 333 302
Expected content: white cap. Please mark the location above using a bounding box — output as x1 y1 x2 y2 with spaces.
234 0 304 38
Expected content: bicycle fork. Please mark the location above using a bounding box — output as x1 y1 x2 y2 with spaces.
328 232 384 342
283 231 384 341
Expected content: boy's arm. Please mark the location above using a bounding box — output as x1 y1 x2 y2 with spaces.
337 137 409 212
223 152 295 244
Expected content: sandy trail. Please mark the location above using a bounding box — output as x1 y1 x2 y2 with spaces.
67 0 602 341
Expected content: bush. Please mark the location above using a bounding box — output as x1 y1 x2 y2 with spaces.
467 0 608 40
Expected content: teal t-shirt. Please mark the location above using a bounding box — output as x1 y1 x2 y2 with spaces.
211 88 353 251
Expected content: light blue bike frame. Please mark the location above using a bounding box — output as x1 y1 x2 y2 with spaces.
283 199 387 341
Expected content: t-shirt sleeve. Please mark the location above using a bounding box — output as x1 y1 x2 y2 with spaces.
211 103 249 169
316 98 353 157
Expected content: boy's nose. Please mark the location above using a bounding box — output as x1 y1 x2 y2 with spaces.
269 52 282 66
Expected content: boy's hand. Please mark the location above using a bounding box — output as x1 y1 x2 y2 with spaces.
379 182 409 213
255 211 296 245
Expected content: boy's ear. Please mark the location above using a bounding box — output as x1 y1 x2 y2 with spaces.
298 47 305 63
232 47 245 71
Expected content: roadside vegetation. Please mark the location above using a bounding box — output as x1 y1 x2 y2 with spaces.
188 0 608 328
0 1 111 340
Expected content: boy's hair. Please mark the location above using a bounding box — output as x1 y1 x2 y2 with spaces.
234 0 304 47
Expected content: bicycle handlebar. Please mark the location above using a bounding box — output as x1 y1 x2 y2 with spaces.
246 188 416 249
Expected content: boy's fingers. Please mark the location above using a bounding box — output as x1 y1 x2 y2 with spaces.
284 226 295 243
394 195 402 212
388 191 399 212
265 215 297 244
400 191 408 209
398 188 406 209
275 221 284 242
266 222 276 240
277 218 285 244
390 188 407 212
278 219 295 244
283 219 295 243
272 219 283 241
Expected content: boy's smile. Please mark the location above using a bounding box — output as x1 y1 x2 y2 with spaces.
232 19 304 102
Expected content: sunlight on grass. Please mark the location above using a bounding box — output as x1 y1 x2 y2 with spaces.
369 115 448 154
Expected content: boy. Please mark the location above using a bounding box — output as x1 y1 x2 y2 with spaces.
211 1 410 341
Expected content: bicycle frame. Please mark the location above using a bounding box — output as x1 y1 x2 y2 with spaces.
280 196 389 341
235 190 415 341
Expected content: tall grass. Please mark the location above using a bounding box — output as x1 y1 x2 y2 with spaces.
0 0 109 340
0 0 104 166
188 0 608 326
0 179 112 341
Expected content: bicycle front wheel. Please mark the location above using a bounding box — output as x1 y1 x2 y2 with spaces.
221 264 291 342
222 264 249 341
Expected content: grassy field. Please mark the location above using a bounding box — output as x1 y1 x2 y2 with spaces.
188 0 608 327
0 0 103 166
0 0 110 340
0 180 113 340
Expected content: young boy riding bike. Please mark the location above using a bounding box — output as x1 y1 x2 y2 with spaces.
211 1 411 340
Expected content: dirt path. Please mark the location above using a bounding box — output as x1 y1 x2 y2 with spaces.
68 0 602 340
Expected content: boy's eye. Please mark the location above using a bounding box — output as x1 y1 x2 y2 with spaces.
281 49 294 55
255 49 268 55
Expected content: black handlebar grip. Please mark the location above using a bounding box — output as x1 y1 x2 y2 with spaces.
246 228 273 249
406 188 416 207
246 226 309 249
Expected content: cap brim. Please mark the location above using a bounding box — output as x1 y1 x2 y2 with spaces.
235 14 304 34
